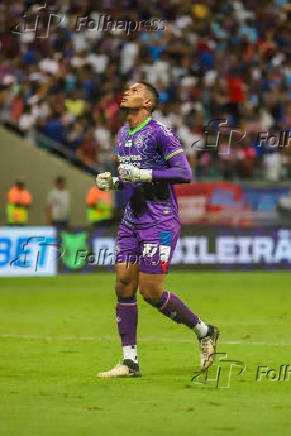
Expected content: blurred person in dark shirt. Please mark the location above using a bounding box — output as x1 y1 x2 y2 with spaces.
77 128 100 168
66 118 84 153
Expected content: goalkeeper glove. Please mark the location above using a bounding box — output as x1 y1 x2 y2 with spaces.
96 172 119 191
118 164 152 183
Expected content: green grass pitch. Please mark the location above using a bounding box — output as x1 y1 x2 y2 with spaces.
0 272 290 436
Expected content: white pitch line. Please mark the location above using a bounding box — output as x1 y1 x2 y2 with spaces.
0 334 291 347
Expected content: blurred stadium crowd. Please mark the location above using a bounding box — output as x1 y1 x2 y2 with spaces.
0 0 290 181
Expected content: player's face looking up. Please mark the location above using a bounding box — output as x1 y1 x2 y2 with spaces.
120 82 153 113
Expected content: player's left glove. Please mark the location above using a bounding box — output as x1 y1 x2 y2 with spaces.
118 164 152 183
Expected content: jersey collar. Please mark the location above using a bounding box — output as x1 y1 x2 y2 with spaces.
128 116 152 135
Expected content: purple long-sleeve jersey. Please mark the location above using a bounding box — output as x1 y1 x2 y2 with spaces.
115 116 192 226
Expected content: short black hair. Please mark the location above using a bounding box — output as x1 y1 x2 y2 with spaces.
15 180 24 188
138 81 159 112
55 176 65 184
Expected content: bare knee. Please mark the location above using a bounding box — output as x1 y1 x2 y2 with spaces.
115 275 137 298
115 263 139 298
139 272 164 305
139 284 163 306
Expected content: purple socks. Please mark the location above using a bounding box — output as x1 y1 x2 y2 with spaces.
116 291 200 348
157 291 200 329
116 296 138 346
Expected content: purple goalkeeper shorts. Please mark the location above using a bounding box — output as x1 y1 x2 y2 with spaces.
115 218 180 274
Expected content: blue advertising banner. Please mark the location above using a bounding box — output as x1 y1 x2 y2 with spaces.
0 227 57 277
241 186 289 211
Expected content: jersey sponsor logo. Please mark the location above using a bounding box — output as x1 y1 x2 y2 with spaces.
159 244 171 274
143 243 158 257
158 230 172 273
124 139 133 148
118 154 143 168
118 154 142 162
159 245 171 263
135 134 143 148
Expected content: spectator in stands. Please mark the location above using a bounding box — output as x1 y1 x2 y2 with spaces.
236 142 256 179
46 177 71 229
6 180 32 225
77 128 100 169
65 90 86 119
85 185 111 225
10 89 24 125
39 108 64 145
66 118 84 154
0 0 290 182
93 115 112 168
18 104 35 136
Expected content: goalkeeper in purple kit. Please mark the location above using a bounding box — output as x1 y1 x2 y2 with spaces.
96 82 219 378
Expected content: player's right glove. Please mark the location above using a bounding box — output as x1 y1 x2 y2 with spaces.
96 172 119 192
118 164 152 183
